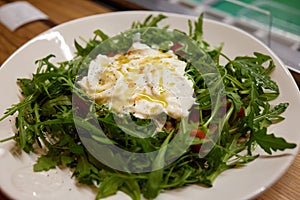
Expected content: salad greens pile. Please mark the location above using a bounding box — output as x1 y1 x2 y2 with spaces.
0 14 297 200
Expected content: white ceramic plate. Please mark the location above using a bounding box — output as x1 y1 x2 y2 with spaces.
0 11 300 200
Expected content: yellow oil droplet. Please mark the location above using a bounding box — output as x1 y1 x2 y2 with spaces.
164 62 170 66
137 93 168 108
169 82 175 87
158 76 166 95
117 55 130 65
150 107 158 114
127 66 139 73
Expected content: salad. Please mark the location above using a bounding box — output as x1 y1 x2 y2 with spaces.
0 13 297 200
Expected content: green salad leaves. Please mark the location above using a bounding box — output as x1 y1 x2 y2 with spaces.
0 14 296 200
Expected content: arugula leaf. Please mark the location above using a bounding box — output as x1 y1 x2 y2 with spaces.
231 53 279 94
97 175 125 199
131 14 167 29
74 156 100 185
252 128 296 154
120 179 141 200
254 102 288 128
94 29 109 41
34 156 59 171
143 132 174 199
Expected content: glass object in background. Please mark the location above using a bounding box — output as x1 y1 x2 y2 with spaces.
211 0 300 40
211 0 273 46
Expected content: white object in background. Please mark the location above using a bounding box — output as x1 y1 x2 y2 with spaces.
0 1 48 31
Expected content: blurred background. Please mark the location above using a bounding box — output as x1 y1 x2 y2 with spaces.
95 0 300 74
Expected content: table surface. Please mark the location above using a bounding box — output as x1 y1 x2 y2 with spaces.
0 0 299 200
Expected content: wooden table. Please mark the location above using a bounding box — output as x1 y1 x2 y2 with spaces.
0 0 299 200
